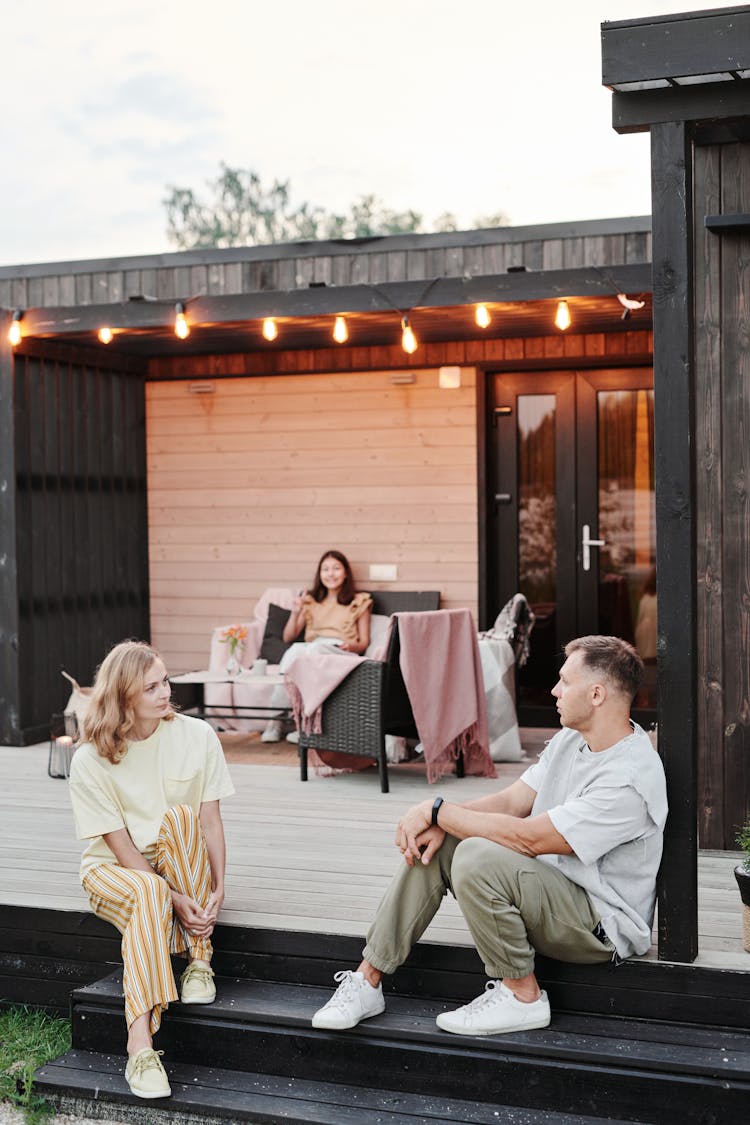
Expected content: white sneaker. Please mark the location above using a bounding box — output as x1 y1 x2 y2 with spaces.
312 970 385 1030
261 720 283 742
286 729 300 744
436 981 550 1036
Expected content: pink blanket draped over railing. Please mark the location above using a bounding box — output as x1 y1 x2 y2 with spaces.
390 609 495 783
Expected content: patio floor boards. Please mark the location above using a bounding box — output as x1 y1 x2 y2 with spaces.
0 736 746 971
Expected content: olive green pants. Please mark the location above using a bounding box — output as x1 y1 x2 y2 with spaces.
362 835 616 979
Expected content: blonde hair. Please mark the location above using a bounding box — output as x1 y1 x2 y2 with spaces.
81 640 175 764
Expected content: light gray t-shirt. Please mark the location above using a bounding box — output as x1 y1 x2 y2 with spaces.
520 723 668 958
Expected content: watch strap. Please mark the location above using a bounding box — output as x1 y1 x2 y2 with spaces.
431 796 444 827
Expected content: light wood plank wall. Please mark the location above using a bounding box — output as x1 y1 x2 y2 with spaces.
147 368 478 672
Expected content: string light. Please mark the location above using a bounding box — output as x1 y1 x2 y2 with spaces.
174 302 190 339
475 303 491 328
8 309 23 346
98 326 113 344
262 317 278 341
554 300 572 331
401 316 418 354
333 315 348 344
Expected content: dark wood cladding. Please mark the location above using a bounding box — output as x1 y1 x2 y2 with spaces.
0 221 652 312
651 121 698 961
146 329 654 381
8 349 149 742
695 140 750 850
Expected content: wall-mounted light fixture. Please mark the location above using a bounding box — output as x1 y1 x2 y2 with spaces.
98 326 113 344
262 317 278 341
439 366 462 389
617 292 646 321
333 315 348 343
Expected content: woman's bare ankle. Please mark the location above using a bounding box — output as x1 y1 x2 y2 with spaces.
127 1013 153 1056
357 960 382 989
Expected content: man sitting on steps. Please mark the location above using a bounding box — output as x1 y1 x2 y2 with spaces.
312 635 668 1037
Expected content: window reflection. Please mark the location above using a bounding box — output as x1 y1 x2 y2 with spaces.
518 395 556 604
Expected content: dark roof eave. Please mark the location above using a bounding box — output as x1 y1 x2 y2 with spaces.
20 263 653 337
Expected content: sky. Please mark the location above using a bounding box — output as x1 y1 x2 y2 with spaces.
1 1 744 267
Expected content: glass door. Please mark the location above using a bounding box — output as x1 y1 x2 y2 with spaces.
488 368 656 725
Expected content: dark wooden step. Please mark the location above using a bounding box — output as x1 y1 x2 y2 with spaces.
67 970 750 1125
5 904 750 1028
34 1047 646 1124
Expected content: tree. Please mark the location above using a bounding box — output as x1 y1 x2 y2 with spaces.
164 164 508 250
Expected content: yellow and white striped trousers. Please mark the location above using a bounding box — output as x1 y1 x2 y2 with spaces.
82 804 214 1033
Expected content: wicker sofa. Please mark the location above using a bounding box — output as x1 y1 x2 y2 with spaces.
298 590 440 793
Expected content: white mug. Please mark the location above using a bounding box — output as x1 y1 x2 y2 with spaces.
251 659 268 677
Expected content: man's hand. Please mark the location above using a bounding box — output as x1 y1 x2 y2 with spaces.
408 825 446 866
395 800 433 863
172 891 214 937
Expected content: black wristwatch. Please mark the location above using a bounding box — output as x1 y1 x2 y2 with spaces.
431 796 444 827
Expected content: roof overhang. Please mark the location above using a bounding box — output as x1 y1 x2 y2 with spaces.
9 264 652 360
602 6 750 133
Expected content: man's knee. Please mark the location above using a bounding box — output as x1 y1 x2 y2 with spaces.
451 837 527 896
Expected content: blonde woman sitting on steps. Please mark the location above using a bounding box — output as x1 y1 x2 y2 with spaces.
68 640 234 1100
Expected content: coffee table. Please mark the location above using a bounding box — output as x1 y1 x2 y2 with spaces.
169 669 293 724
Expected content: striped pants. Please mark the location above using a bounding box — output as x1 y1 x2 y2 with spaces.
82 804 214 1033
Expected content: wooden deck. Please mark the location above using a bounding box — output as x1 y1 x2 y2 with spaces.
1 737 747 973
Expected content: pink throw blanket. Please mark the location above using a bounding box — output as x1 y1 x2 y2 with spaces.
283 649 365 734
392 609 495 783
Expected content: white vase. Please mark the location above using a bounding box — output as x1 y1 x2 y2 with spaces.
225 653 241 676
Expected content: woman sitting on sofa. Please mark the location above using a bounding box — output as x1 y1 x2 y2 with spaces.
262 549 372 741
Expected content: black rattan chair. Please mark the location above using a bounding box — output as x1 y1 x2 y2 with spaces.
298 591 440 792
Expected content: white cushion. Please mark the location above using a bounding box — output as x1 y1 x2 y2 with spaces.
366 614 390 657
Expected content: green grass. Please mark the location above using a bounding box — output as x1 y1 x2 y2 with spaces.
0 1006 71 1124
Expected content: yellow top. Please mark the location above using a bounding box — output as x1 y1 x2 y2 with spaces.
301 591 373 644
68 713 235 878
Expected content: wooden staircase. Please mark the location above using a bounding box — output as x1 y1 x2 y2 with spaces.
29 919 750 1124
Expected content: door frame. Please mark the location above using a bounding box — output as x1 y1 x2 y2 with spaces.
477 357 654 632
479 362 655 726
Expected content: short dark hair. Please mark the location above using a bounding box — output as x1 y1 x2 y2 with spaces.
564 635 644 701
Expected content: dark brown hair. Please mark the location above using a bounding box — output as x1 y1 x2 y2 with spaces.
564 635 644 701
310 549 356 605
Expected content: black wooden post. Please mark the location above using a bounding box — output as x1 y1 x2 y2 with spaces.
650 121 698 962
0 315 21 744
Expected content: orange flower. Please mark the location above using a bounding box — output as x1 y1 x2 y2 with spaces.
219 624 248 653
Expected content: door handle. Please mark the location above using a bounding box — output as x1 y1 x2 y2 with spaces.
581 524 605 572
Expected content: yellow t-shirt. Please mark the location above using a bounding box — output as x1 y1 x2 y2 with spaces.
68 713 235 878
301 591 373 644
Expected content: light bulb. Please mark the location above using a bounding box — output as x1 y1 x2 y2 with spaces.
401 316 418 355
8 319 21 346
475 303 491 329
333 315 348 343
174 303 190 339
262 317 278 341
98 326 113 344
554 300 571 331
